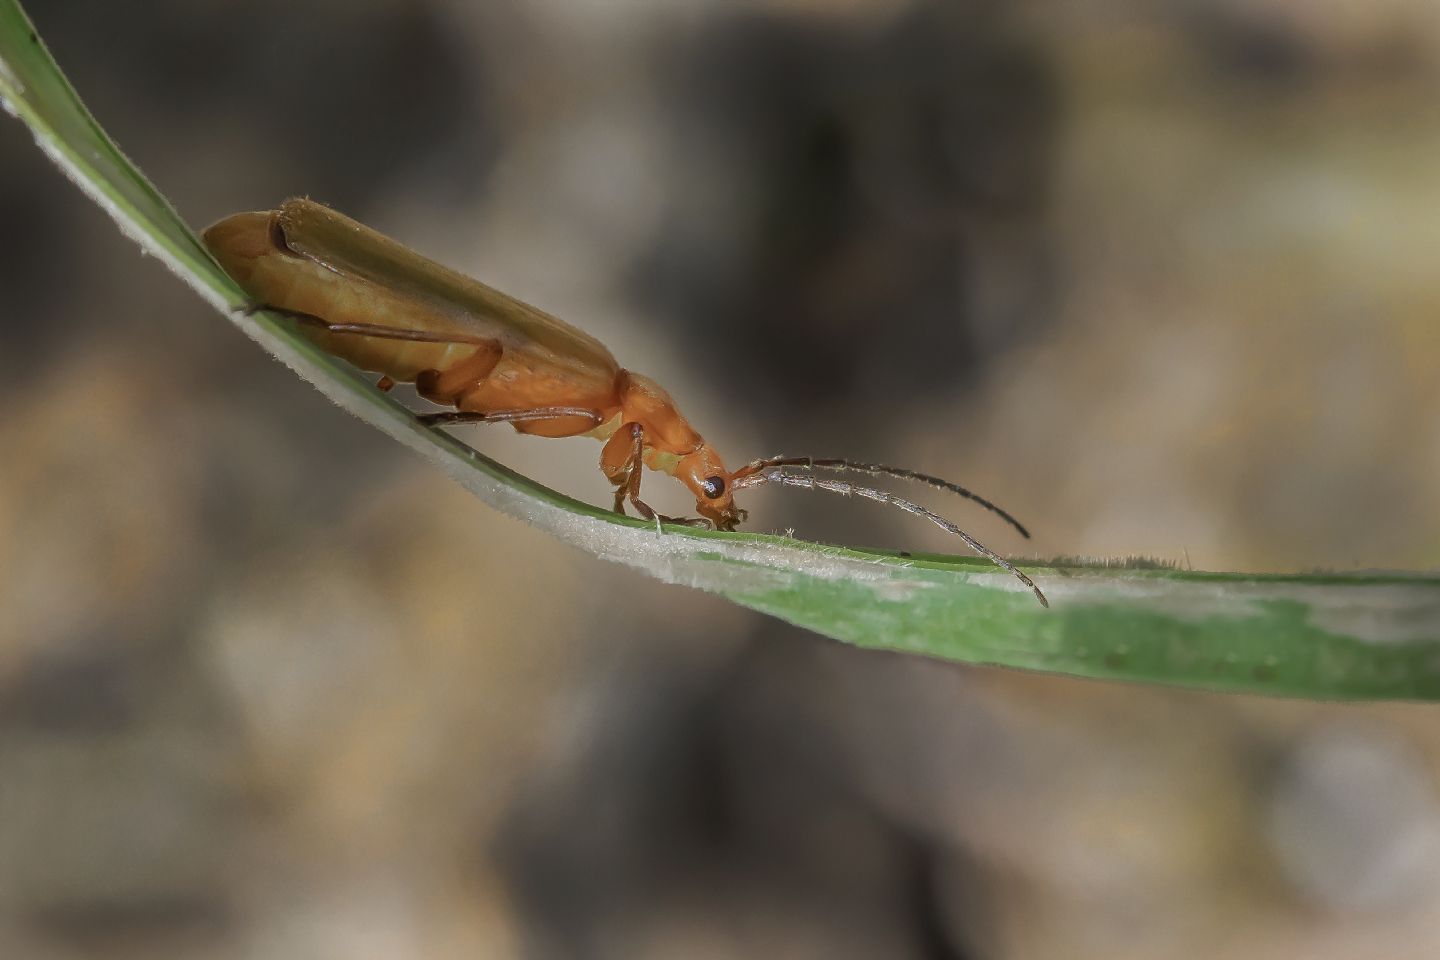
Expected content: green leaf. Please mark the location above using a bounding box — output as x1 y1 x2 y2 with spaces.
4 0 1439 700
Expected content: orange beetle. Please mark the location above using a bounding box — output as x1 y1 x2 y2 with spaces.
204 199 1046 605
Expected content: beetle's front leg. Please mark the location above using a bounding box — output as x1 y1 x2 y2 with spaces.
599 424 712 528
601 423 643 518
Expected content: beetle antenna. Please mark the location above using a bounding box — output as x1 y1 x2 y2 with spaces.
732 468 1047 607
733 456 1031 539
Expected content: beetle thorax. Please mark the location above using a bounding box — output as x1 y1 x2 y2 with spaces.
615 370 705 459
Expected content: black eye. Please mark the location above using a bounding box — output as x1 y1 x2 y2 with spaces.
701 475 726 499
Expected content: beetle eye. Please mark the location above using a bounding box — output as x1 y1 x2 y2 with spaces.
700 475 726 499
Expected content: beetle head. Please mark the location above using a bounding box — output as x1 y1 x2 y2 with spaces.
676 445 747 531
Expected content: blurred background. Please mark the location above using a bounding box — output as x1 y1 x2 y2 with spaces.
3 0 1440 957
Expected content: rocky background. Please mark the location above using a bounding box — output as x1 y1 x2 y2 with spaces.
2 0 1440 957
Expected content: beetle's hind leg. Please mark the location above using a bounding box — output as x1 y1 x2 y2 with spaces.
247 303 496 349
245 304 505 396
419 407 604 428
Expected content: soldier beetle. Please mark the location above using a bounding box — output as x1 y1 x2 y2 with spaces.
204 199 1047 606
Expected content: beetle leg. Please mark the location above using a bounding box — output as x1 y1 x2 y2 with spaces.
599 423 654 520
250 304 497 347
622 433 651 518
418 407 603 427
611 424 713 529
415 342 504 404
600 423 644 518
624 486 704 528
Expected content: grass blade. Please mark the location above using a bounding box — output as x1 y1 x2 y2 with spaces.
4 0 1439 699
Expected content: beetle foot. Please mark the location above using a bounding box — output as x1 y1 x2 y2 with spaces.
657 514 713 529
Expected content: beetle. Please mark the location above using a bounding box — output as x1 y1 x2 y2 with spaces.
203 199 1047 606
